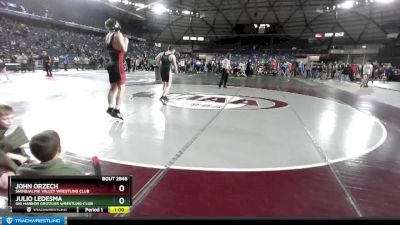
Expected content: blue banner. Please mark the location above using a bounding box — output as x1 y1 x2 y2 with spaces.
2 217 65 225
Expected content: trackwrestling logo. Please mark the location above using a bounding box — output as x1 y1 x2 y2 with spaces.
2 216 64 225
130 92 288 110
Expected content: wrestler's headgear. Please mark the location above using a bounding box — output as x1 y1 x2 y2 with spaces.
105 18 121 32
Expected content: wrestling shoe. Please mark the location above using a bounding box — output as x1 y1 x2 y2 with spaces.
106 107 114 116
111 108 124 120
159 96 166 105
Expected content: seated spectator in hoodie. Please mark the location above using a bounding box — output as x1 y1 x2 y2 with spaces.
17 130 84 176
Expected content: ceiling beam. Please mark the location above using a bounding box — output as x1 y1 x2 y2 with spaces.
296 14 322 38
243 0 256 25
101 1 145 20
257 0 279 24
350 9 388 35
357 5 373 43
206 0 224 35
168 14 178 43
201 18 217 35
335 21 357 44
282 0 310 27
267 0 286 34
154 16 185 41
206 0 236 31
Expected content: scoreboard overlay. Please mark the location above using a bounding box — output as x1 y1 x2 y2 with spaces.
8 176 132 214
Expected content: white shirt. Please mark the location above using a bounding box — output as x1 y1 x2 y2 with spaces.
239 62 245 72
222 58 231 70
363 63 373 75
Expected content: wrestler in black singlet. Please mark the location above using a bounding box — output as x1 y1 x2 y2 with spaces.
106 33 126 85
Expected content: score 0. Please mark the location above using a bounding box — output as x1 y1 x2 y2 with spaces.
118 196 127 205
118 184 125 192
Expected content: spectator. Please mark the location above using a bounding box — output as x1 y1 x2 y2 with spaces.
245 60 251 76
125 56 131 72
0 54 10 81
28 52 36 72
179 59 185 73
0 104 30 189
63 52 69 71
17 130 84 176
42 51 52 77
53 55 59 70
82 55 89 70
218 53 231 88
19 52 28 72
74 55 80 70
340 64 349 82
99 56 104 69
131 57 136 71
361 60 373 87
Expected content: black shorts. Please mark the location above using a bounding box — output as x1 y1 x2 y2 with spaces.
107 64 126 85
44 63 51 70
161 70 170 82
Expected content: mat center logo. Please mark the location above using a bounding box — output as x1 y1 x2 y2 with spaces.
167 94 260 110
168 93 287 110
130 92 288 110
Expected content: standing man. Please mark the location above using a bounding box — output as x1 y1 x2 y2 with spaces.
245 60 251 76
104 18 129 120
361 60 373 87
20 52 28 73
42 51 52 77
28 52 36 73
155 45 179 105
126 55 132 72
53 55 59 71
74 55 80 71
179 58 186 73
99 56 104 69
135 57 140 71
219 53 231 88
63 52 69 71
131 56 136 72
0 54 10 81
